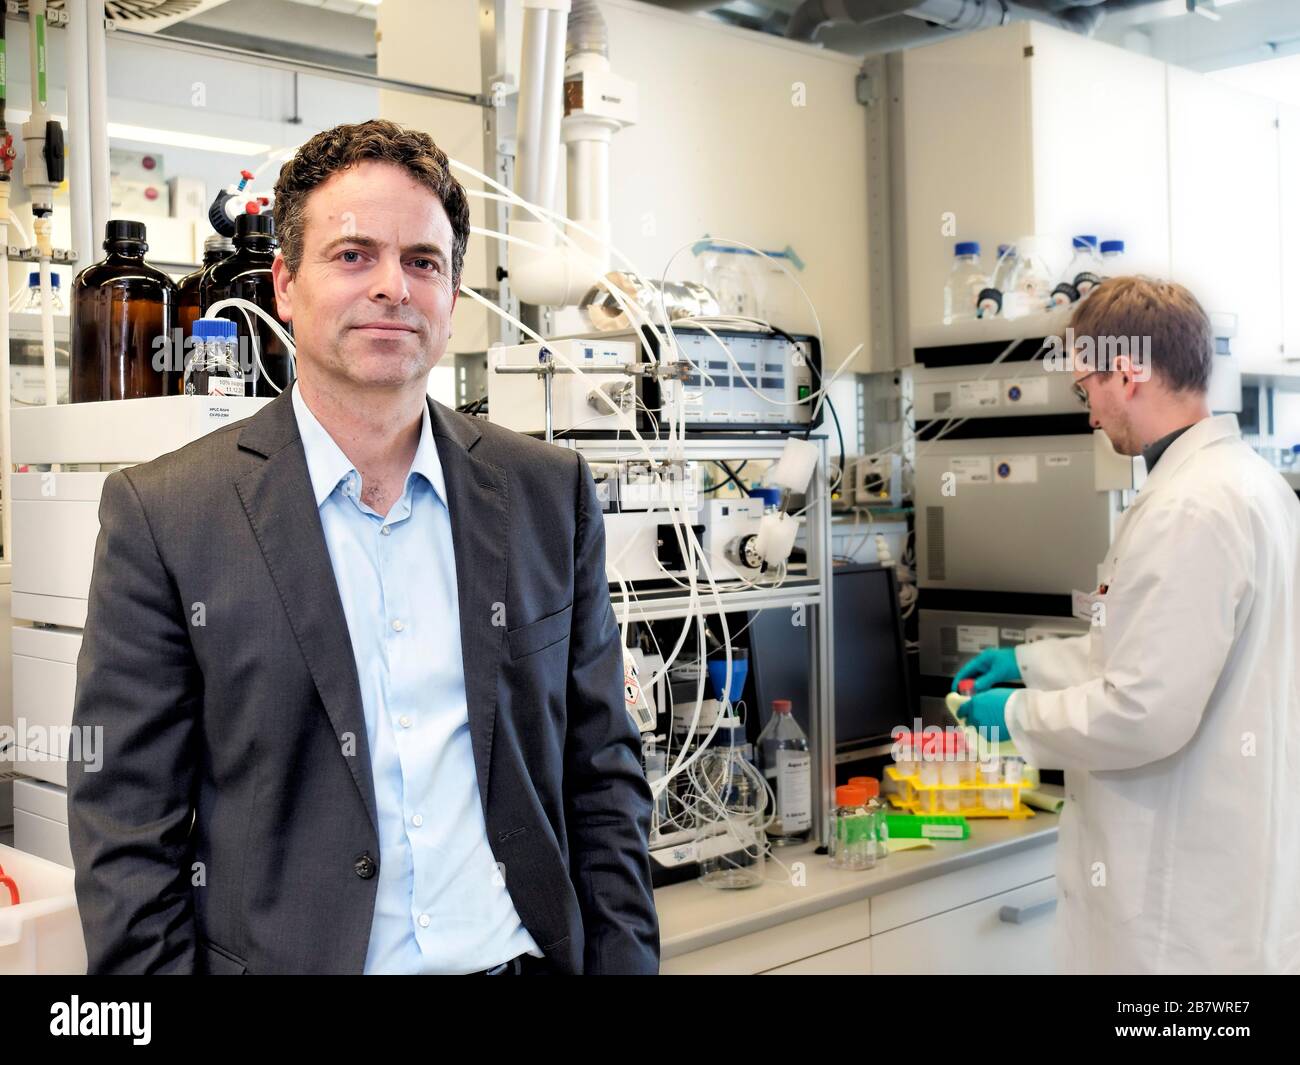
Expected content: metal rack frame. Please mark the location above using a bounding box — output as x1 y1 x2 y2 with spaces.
554 433 836 843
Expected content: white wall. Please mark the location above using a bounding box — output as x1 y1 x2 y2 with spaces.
379 0 872 375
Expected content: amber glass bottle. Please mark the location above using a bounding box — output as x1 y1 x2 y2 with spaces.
70 220 178 403
175 234 234 385
200 213 293 397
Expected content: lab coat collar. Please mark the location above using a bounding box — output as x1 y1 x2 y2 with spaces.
1130 413 1240 506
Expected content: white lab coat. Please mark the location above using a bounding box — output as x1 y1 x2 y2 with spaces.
1006 414 1300 974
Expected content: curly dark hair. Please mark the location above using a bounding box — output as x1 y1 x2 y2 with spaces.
272 118 471 287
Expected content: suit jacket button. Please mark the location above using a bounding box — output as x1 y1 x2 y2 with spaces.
354 854 377 879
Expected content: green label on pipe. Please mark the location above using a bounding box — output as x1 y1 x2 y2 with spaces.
0 41 7 97
37 15 47 106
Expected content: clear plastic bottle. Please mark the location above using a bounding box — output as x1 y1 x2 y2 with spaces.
991 245 1018 291
942 242 988 324
976 244 1018 318
1053 235 1104 305
70 219 178 403
1003 240 1054 317
1099 239 1126 277
756 699 812 846
183 317 246 398
12 270 66 314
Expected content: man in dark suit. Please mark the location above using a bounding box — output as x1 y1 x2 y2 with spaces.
67 119 660 974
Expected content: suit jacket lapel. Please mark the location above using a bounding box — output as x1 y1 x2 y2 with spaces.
428 398 508 819
233 390 378 834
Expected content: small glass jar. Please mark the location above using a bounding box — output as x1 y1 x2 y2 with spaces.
829 783 874 870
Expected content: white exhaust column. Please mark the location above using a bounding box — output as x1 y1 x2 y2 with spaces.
508 0 636 308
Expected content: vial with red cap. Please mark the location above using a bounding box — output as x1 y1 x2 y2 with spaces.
829 783 874 870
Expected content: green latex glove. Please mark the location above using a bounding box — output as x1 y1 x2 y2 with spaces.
951 646 1021 693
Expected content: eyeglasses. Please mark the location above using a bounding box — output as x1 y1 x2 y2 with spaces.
1072 370 1108 407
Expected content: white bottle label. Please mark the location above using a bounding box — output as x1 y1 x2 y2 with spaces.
208 376 246 397
776 749 811 831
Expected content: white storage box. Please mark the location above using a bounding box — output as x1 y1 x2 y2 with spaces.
0 842 86 974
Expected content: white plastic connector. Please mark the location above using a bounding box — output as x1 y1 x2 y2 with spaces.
768 437 819 493
755 511 799 566
874 532 893 566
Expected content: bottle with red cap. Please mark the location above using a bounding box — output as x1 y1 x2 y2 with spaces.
756 698 812 846
829 782 874 870
849 775 890 862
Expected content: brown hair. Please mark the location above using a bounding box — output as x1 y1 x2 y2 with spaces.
1067 275 1212 393
272 119 471 287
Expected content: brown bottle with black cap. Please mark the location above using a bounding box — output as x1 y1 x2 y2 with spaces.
70 219 178 403
175 233 235 367
200 212 294 398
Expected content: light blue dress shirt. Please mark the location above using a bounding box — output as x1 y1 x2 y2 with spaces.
290 382 541 974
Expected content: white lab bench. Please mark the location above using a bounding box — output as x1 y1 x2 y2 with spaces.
654 799 1061 974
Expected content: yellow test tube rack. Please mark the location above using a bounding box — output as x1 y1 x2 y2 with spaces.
884 765 1035 820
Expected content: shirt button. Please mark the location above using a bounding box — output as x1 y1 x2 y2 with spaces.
399 715 412 729
380 525 391 536
411 814 424 828
418 914 431 929
391 619 404 632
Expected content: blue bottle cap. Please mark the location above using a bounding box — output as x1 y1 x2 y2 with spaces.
1072 235 1099 250
1100 240 1125 255
996 244 1015 257
954 241 980 257
191 317 238 341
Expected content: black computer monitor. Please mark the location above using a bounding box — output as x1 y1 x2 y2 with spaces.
747 563 915 755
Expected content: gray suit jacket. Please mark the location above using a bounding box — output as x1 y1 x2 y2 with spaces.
67 389 660 974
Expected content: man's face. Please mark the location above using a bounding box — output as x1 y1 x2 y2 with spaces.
1075 355 1141 456
272 159 459 394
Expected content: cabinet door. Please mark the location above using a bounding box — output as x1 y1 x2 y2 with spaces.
870 878 1059 974
1028 24 1170 279
761 936 872 975
1168 67 1282 373
1276 104 1300 374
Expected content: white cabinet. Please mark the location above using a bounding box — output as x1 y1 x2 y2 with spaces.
870 878 1058 975
1276 104 1300 372
661 840 1058 975
1167 66 1282 374
902 23 1170 338
762 936 872 975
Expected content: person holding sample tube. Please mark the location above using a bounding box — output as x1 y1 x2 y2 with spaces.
954 277 1300 975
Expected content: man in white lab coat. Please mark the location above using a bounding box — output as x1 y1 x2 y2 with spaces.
956 277 1300 974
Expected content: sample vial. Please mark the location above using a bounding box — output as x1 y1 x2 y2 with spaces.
829 783 874 870
979 757 1002 809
